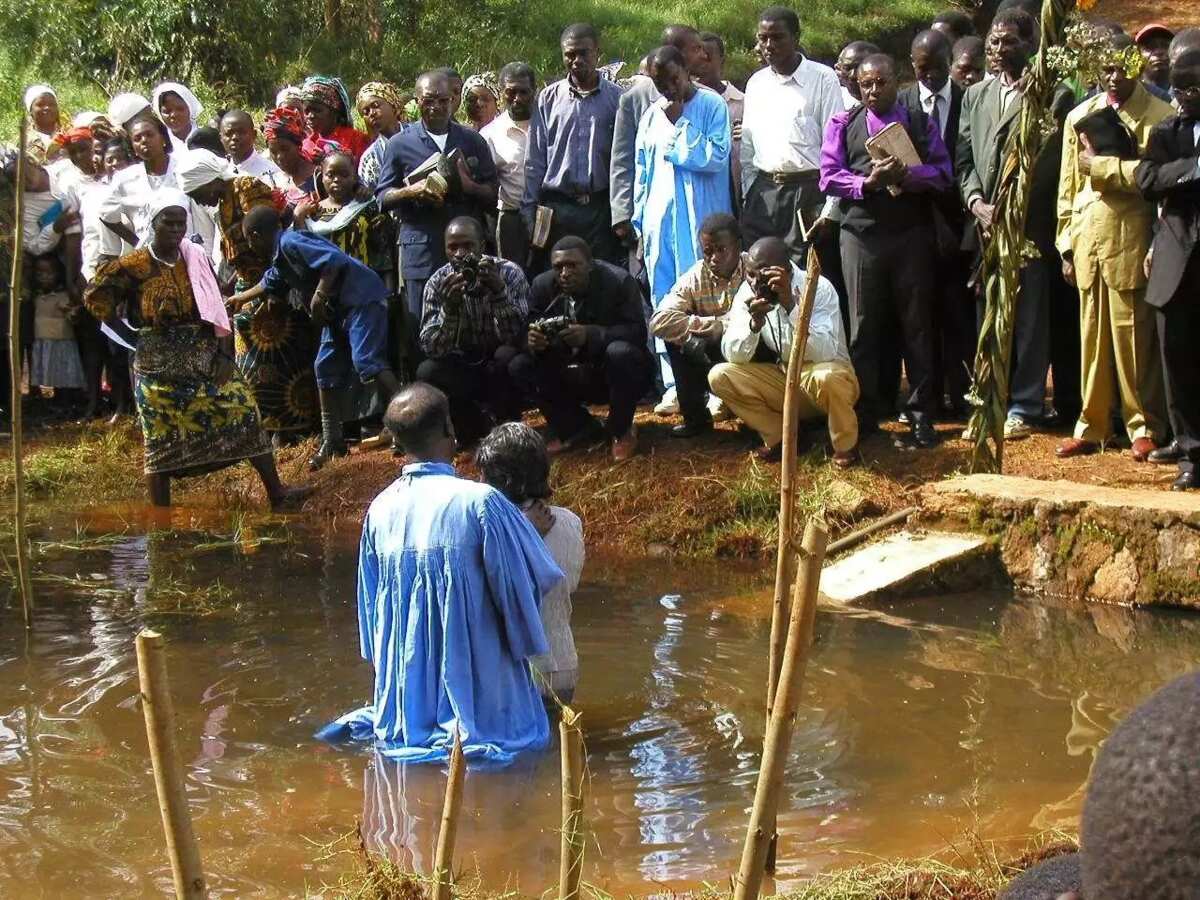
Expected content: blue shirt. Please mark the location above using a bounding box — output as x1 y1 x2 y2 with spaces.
261 230 388 308
374 121 498 280
521 76 623 215
316 461 564 763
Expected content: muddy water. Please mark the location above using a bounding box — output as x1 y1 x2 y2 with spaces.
3 508 1200 898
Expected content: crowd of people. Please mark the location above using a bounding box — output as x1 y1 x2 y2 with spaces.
5 2 1200 507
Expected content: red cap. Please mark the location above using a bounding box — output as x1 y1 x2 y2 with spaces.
1135 23 1175 45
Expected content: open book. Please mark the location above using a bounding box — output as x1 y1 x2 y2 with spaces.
864 121 921 197
404 148 462 195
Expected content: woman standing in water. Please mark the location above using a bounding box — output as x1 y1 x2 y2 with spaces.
84 191 309 509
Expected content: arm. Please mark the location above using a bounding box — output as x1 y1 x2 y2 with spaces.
662 97 731 173
631 115 650 238
739 94 757 197
800 277 845 364
82 257 133 324
490 263 529 345
63 233 83 302
649 271 702 343
609 90 639 226
521 94 550 222
356 519 380 665
1135 125 1200 203
458 135 499 208
957 89 985 209
818 113 865 199
900 114 953 193
1089 156 1142 195
1056 111 1081 259
417 271 458 357
720 288 761 363
587 272 647 353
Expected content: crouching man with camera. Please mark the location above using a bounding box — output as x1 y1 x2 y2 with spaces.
707 236 861 467
508 235 654 462
416 217 530 448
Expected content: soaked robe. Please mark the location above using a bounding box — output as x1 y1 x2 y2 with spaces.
318 461 563 763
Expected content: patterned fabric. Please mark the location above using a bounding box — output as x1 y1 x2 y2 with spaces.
302 76 353 125
649 257 746 343
217 176 279 285
231 294 319 435
263 107 307 146
463 72 499 102
419 256 528 358
356 82 406 116
306 198 395 276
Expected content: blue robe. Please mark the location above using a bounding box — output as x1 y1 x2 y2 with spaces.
317 461 564 763
632 89 732 386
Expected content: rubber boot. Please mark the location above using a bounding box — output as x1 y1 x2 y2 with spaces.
310 389 349 470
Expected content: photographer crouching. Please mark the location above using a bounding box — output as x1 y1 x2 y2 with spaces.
508 236 653 462
416 217 530 448
707 236 861 466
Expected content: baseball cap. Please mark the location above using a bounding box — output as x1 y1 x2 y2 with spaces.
1135 23 1175 45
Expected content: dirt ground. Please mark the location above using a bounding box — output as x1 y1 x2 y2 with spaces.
1089 0 1194 32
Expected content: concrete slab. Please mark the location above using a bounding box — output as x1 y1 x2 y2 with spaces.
819 530 990 604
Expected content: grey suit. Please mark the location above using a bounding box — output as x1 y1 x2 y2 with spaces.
609 76 660 226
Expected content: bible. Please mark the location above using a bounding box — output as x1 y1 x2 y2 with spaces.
864 121 921 197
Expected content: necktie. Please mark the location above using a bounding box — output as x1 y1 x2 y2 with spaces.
930 95 943 134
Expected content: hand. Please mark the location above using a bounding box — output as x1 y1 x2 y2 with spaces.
442 271 467 310
478 256 505 295
865 156 906 191
971 199 995 231
612 221 632 243
53 210 81 233
1144 248 1154 280
1078 133 1095 176
526 327 550 352
1061 257 1076 286
411 177 445 206
293 199 316 226
559 324 588 348
747 296 775 331
523 499 556 537
806 216 830 240
309 293 331 328
456 157 477 192
732 120 743 142
761 265 792 307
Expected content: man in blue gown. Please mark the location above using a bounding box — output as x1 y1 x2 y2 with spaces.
317 383 564 763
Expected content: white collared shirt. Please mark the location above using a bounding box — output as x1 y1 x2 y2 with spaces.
233 150 285 189
918 79 954 139
740 55 843 193
841 85 860 111
481 110 531 211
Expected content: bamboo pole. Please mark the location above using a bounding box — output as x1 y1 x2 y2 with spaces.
825 507 917 556
9 116 33 627
558 707 586 900
763 246 822 871
432 730 465 900
135 630 207 899
736 520 829 900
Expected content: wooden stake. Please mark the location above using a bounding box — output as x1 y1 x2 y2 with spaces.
558 707 586 900
9 115 33 627
737 520 829 900
432 730 465 900
826 507 917 556
763 246 822 870
135 630 207 899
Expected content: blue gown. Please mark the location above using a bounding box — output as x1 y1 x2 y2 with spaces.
317 461 564 763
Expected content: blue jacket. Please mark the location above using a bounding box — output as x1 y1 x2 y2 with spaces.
262 231 388 308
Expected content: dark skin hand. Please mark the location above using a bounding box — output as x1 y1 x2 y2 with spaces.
442 257 505 311
864 155 907 191
747 265 794 332
527 323 588 351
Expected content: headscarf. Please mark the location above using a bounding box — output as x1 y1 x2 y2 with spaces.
146 188 230 337
108 92 152 127
275 85 304 108
147 188 191 223
24 84 56 112
263 106 306 145
355 81 406 115
301 75 353 125
176 148 235 193
151 82 204 125
53 126 93 147
300 135 344 164
72 111 108 129
462 72 500 103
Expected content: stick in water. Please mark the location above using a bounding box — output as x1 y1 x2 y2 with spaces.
135 629 207 899
9 115 34 626
559 707 586 900
432 729 465 900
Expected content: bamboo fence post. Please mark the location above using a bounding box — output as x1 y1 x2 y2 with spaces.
559 707 586 900
737 519 829 900
9 115 33 627
432 730 465 900
135 630 207 899
763 246 822 871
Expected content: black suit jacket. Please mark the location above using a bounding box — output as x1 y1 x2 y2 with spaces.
899 81 963 165
1137 116 1200 309
899 81 967 247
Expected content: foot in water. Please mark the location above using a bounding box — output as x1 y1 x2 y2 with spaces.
270 484 315 512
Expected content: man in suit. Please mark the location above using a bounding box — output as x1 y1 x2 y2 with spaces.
376 70 499 356
1055 34 1173 462
1135 48 1200 489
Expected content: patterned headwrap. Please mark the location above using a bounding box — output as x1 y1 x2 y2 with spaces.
275 85 304 108
462 72 500 103
300 135 344 163
53 126 93 147
301 75 352 126
356 81 406 115
262 106 307 145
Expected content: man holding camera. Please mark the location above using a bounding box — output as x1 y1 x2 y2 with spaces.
417 217 529 448
508 236 654 461
708 236 860 465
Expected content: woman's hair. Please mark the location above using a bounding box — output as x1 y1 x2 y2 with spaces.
103 135 133 158
475 422 551 505
129 116 173 156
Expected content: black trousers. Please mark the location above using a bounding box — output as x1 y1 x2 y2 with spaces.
932 249 978 410
536 191 622 270
665 340 724 426
1157 261 1200 473
415 346 522 447
508 339 653 440
842 225 936 425
1045 246 1082 421
496 210 529 269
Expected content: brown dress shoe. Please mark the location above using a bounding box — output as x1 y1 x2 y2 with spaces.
832 446 859 469
754 442 782 462
1055 438 1099 459
1130 437 1157 462
611 426 638 462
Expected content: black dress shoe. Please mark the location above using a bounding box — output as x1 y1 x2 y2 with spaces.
1172 470 1197 491
1149 441 1184 465
309 439 348 471
670 420 713 438
895 419 938 450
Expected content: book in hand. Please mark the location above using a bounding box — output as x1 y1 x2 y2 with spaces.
864 121 921 197
531 206 554 248
403 148 462 196
1074 106 1137 160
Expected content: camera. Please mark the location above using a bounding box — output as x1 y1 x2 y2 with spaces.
529 314 574 347
753 272 776 303
451 253 481 291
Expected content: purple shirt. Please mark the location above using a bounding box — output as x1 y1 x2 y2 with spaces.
818 103 952 200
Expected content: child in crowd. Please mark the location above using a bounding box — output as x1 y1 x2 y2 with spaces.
29 255 85 410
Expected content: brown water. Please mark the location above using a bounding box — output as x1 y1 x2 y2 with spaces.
3 507 1200 898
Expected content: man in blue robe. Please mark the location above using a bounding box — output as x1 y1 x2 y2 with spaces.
632 45 732 403
317 383 564 763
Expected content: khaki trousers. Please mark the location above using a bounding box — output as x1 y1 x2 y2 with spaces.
1074 275 1165 443
708 360 860 451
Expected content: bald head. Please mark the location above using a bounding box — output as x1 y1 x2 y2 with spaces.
446 215 484 242
747 237 789 269
384 383 453 459
912 29 952 91
1171 27 1200 62
912 28 951 57
661 23 706 75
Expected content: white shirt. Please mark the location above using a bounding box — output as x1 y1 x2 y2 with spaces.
481 111 530 211
99 155 214 257
428 130 449 152
54 167 124 281
528 505 584 693
918 79 954 140
21 190 65 256
739 55 843 194
232 150 284 189
721 263 850 367
840 85 860 111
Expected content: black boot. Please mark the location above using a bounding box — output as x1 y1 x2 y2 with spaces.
310 389 348 470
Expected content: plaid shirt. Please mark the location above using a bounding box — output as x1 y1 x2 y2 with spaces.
419 256 529 358
649 257 746 343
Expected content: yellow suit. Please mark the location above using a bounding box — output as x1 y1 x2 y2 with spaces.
1056 84 1173 443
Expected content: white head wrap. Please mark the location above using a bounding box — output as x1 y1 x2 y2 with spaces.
176 149 235 193
275 85 304 108
108 93 152 127
146 188 191 224
72 111 107 128
151 82 204 125
24 84 56 112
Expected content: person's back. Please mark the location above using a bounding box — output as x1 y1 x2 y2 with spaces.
530 504 584 699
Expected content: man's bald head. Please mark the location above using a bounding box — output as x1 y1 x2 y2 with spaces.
747 237 789 269
1171 27 1200 62
912 28 951 58
859 53 896 79
662 24 699 46
384 383 453 459
416 70 451 94
446 216 484 242
220 109 254 130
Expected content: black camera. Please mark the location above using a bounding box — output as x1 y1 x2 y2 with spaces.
753 272 776 303
451 253 481 291
529 315 574 347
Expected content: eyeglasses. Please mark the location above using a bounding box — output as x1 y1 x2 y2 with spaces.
1171 85 1200 101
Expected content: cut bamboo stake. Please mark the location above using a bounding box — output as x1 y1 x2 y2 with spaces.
135 629 206 899
432 730 465 900
558 707 586 900
763 245 822 871
9 115 33 627
825 507 917 556
737 519 829 900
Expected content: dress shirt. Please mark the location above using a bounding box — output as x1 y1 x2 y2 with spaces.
739 55 843 194
233 150 284 188
522 75 623 215
841 85 860 111
918 80 954 140
481 111 530 211
650 256 745 342
419 256 529 357
819 103 953 200
721 263 848 365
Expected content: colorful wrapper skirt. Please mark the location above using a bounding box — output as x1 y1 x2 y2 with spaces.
232 295 319 435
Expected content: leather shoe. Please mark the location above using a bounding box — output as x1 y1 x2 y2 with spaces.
670 419 713 439
1055 438 1098 459
308 439 348 471
547 421 604 456
1172 470 1197 491
1130 437 1157 462
896 420 937 449
755 442 783 462
611 427 638 462
1149 441 1184 465
831 446 859 469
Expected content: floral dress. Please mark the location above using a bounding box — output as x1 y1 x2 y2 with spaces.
84 248 270 476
